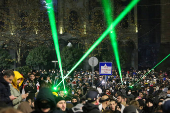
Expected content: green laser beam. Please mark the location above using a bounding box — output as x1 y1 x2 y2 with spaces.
102 0 123 85
56 0 140 87
46 0 65 90
133 54 170 86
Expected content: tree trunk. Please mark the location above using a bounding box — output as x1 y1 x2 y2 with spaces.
16 41 21 67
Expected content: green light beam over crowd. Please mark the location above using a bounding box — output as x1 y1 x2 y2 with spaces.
102 0 123 85
46 0 65 90
56 0 140 87
133 54 170 86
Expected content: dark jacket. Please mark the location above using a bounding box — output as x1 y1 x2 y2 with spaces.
31 87 58 113
24 79 37 99
82 102 101 113
0 75 12 107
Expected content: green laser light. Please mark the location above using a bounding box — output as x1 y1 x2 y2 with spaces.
46 0 66 90
64 91 67 94
56 0 140 87
102 0 123 85
132 54 170 86
53 87 57 91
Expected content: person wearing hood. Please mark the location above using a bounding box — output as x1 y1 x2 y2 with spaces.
143 99 155 113
71 96 79 106
10 71 29 109
32 87 61 113
82 88 101 113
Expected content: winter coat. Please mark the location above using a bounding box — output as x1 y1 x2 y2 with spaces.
0 75 12 107
24 79 37 99
31 87 58 113
10 71 24 109
82 102 101 113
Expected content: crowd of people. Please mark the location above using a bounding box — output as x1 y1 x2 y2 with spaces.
0 68 170 113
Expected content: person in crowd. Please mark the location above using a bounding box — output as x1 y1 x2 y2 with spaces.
32 87 59 113
117 95 126 113
24 73 37 100
10 71 29 108
126 90 135 101
55 96 68 112
71 96 79 106
82 88 101 113
100 95 110 112
0 70 16 107
137 99 145 113
108 99 121 113
123 105 139 113
144 98 155 113
77 89 83 98
136 92 144 100
17 102 33 113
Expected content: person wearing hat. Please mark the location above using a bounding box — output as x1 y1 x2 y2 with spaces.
82 88 100 113
100 95 110 112
31 87 60 113
55 96 67 112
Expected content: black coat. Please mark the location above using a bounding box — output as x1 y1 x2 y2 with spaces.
82 102 101 113
0 75 12 107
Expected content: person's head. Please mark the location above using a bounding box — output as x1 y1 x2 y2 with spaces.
71 96 79 106
100 95 110 109
77 89 82 95
86 88 99 105
72 98 77 103
59 91 65 97
12 71 24 89
127 90 132 95
55 97 66 111
139 92 144 98
146 99 153 107
35 88 56 113
117 95 125 104
129 100 139 109
123 105 138 113
2 70 14 84
110 99 117 111
105 89 110 95
29 74 35 81
137 99 144 110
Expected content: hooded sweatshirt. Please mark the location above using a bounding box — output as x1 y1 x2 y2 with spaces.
82 102 100 113
32 87 57 113
10 71 24 109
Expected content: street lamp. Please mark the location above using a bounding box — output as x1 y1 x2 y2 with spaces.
52 61 58 68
